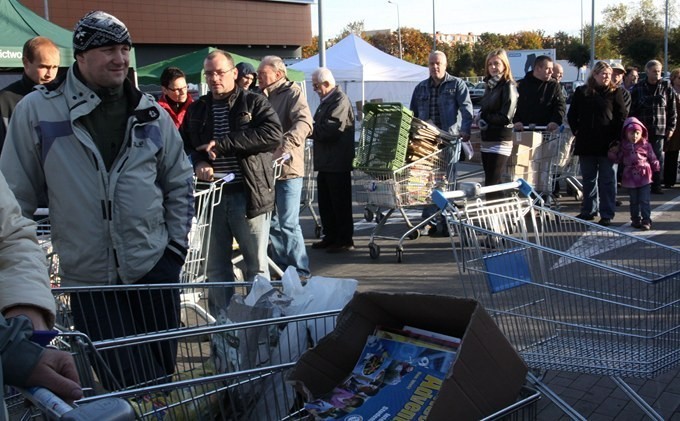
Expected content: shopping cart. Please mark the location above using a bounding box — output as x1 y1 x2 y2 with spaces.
300 138 322 238
45 282 340 420
507 127 582 207
433 179 680 420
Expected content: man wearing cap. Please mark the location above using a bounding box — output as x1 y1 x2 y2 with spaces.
611 62 631 113
0 36 60 154
0 11 194 389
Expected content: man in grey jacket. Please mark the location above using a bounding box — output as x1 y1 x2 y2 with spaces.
0 11 194 390
258 55 313 274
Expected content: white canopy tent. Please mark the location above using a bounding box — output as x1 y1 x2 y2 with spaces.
289 34 429 114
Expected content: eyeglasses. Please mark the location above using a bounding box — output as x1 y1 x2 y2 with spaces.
167 86 188 93
203 67 235 79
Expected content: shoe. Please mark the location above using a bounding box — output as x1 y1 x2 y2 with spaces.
616 200 623 206
664 184 673 188
641 220 651 230
631 220 642 229
311 239 334 249
326 243 355 253
651 186 664 194
598 218 611 226
576 213 595 221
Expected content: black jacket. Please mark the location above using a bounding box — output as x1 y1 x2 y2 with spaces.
180 88 283 218
513 72 565 126
0 74 36 152
479 78 518 142
567 84 627 156
310 86 355 172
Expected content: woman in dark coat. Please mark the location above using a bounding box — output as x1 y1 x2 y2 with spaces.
477 49 518 200
567 61 627 226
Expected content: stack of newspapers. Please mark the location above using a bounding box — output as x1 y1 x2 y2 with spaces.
304 326 461 420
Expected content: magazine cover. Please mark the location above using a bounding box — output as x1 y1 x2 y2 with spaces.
305 334 457 420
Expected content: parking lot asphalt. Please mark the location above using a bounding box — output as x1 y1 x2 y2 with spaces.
298 163 680 420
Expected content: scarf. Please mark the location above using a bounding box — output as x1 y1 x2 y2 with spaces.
486 75 502 90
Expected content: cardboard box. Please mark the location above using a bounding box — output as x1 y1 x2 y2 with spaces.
288 292 528 420
514 131 542 147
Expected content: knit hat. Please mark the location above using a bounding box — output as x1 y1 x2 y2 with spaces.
73 11 132 57
236 62 257 79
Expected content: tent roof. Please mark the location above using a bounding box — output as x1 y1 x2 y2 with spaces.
0 0 136 69
0 0 75 68
289 34 428 82
137 47 305 86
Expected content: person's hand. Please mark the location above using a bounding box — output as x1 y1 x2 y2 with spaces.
667 130 674 140
460 132 470 142
547 122 560 132
26 348 82 402
194 161 214 181
513 122 524 131
196 140 217 161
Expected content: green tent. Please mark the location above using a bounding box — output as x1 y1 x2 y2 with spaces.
0 0 136 69
137 47 305 86
0 0 74 68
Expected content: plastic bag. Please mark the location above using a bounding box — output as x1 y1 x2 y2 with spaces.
461 141 474 161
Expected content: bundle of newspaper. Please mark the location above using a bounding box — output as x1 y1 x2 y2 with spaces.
304 326 461 420
408 118 459 161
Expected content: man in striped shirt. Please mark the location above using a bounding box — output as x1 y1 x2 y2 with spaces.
181 50 282 318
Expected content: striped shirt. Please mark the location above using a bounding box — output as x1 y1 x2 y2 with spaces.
212 99 242 182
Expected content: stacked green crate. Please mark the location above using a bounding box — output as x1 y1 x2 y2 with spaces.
354 103 413 172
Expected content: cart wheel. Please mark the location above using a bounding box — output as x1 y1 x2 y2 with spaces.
364 208 374 222
369 243 380 259
314 225 322 238
396 248 403 263
407 229 420 240
376 212 384 223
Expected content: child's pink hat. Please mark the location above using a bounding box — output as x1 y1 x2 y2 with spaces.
626 122 645 132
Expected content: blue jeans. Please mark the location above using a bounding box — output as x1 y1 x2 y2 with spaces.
650 135 664 188
206 189 270 315
270 177 310 277
629 184 652 222
579 155 616 219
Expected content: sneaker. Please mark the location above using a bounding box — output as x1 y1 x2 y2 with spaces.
326 243 355 253
641 220 651 230
311 239 334 249
598 218 611 226
576 213 595 221
651 186 664 194
631 220 642 229
615 200 623 206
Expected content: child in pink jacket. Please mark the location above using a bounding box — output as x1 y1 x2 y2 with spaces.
608 117 660 230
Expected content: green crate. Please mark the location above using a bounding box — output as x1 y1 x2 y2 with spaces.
354 103 413 171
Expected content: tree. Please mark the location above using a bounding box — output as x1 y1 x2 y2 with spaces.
544 31 581 59
565 43 590 69
451 43 476 77
302 35 319 58
330 21 367 47
509 31 545 49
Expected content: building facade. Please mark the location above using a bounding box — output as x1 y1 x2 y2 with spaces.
21 0 313 66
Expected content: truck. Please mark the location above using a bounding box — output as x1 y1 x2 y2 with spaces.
507 49 556 81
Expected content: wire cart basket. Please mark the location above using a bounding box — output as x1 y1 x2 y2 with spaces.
507 127 582 207
300 138 322 238
353 103 461 262
433 179 680 421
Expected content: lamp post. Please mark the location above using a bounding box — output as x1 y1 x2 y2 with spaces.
664 0 669 77
318 0 325 67
432 0 436 50
590 0 595 69
387 0 402 60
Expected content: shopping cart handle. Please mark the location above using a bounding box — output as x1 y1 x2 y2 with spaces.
21 387 135 421
432 180 533 208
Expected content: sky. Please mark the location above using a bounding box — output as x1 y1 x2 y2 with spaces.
311 0 622 40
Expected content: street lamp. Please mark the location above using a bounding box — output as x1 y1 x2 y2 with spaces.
432 0 436 50
387 0 402 60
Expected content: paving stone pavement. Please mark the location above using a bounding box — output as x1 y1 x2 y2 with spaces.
297 165 680 420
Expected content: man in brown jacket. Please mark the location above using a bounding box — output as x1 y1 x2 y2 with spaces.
258 55 313 277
